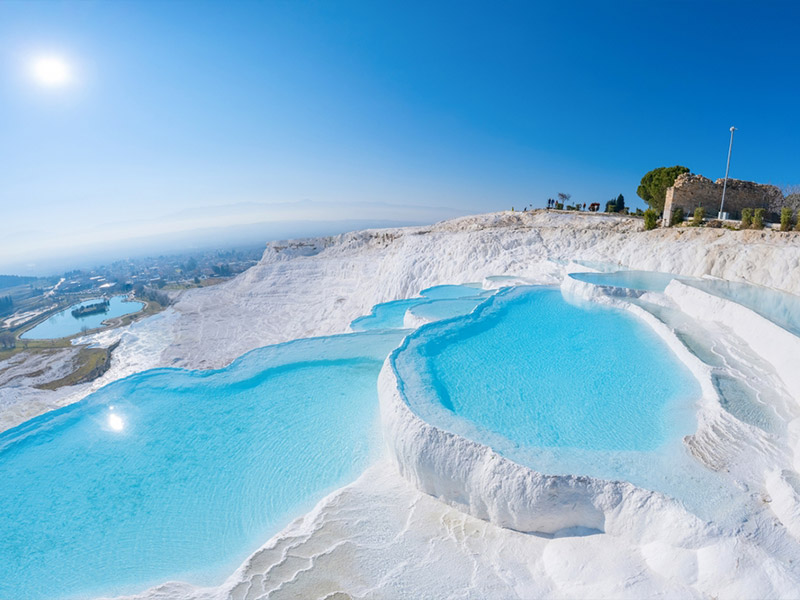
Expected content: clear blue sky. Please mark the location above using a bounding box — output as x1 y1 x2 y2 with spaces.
1 1 798 270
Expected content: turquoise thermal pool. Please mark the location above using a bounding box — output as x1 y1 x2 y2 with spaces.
0 330 404 600
418 283 484 299
571 260 625 273
21 296 144 340
406 296 488 323
350 297 427 330
394 286 698 453
571 271 800 336
350 284 488 331
682 278 800 336
390 287 740 517
568 270 682 292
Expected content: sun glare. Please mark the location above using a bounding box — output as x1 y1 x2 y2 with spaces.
30 55 72 87
108 413 125 432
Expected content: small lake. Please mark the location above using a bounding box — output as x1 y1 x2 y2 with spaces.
21 296 144 340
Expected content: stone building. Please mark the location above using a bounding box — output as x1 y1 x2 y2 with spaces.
662 173 786 225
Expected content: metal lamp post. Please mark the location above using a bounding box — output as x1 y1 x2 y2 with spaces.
718 126 736 219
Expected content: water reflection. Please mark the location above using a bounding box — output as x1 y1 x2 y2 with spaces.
108 411 124 432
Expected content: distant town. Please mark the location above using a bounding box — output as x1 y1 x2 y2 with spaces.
0 246 264 333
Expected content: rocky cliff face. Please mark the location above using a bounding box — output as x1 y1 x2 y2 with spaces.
664 172 786 220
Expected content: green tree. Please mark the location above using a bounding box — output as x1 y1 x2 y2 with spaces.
796 210 800 232
0 332 15 350
753 208 765 230
643 208 659 230
691 206 705 227
740 208 752 229
605 199 617 212
670 207 685 226
637 166 691 212
615 194 625 213
780 207 794 231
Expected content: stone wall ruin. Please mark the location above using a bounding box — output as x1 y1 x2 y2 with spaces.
663 173 788 225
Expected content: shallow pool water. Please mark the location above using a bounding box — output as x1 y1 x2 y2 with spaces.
350 284 488 331
419 283 483 299
683 278 800 336
572 260 625 273
569 270 682 292
570 272 800 336
350 298 427 330
396 286 698 452
391 287 741 519
22 296 144 340
0 330 404 600
407 296 489 323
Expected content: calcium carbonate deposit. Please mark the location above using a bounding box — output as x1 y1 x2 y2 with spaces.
2 210 800 600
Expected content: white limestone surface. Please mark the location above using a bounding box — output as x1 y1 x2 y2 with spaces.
665 279 800 402
567 272 800 541
4 210 800 598
108 461 800 600
378 352 710 542
128 210 800 372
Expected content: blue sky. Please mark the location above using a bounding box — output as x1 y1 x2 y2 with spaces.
1 1 798 271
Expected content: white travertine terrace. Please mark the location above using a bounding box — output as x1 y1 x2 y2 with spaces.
2 210 800 599
379 350 710 540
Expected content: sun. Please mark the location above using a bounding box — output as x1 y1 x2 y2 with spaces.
30 55 72 87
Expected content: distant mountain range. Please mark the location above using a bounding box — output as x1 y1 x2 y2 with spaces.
1 211 460 276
